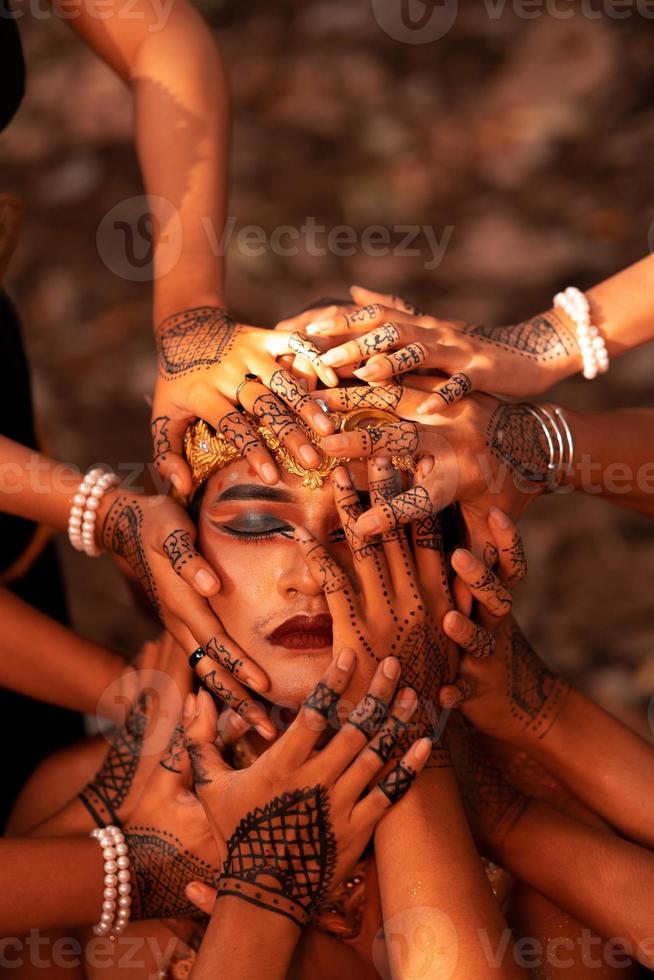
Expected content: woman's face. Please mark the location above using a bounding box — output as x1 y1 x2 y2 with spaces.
197 459 373 708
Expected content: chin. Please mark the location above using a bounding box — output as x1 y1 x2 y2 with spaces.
265 648 333 709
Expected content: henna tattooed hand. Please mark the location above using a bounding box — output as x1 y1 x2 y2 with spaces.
183 651 430 928
98 491 273 736
316 387 541 555
439 520 569 745
294 464 458 767
152 306 337 494
300 295 583 410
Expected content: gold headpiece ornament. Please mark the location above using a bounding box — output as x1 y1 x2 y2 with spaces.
184 407 415 490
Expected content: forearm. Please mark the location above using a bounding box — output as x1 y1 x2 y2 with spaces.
192 897 299 980
0 837 104 933
557 407 654 514
514 687 654 849
375 769 526 980
0 586 126 714
0 436 81 529
129 7 229 319
494 800 654 969
586 254 654 356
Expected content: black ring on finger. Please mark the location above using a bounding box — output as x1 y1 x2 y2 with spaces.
235 373 260 402
188 647 206 669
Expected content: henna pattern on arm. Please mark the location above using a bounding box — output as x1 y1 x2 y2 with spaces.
79 691 152 826
155 307 241 378
126 825 220 920
507 627 569 738
463 312 575 363
216 786 337 928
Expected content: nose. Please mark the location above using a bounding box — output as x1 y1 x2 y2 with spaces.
277 551 324 598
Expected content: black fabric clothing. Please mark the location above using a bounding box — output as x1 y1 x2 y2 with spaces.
0 0 25 133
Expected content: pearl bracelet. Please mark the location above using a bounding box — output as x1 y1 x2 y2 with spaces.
67 467 119 557
553 286 609 380
90 825 132 938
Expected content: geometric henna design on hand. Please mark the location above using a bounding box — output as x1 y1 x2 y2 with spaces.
101 496 160 615
353 322 401 358
463 313 575 363
507 627 569 739
466 623 496 660
376 484 435 530
486 403 551 488
287 333 323 363
370 715 410 765
126 825 220 920
500 531 528 584
467 566 512 616
303 681 340 721
162 528 198 573
327 383 404 412
219 411 264 462
347 693 389 739
377 761 416 804
79 690 152 826
217 786 337 928
155 307 241 378
268 369 313 414
433 372 472 406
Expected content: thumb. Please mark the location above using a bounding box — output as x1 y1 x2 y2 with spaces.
183 690 232 791
185 881 217 916
151 410 194 496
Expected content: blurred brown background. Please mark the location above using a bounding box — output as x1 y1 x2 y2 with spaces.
3 0 654 735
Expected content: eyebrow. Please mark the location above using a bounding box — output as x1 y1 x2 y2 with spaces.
211 484 295 505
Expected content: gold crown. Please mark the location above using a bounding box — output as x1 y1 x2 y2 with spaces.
184 407 415 491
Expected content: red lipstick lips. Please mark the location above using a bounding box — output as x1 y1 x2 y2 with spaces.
268 614 333 651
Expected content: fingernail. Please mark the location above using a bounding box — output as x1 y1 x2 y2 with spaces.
261 462 278 485
382 656 400 679
441 691 463 709
170 473 183 491
185 882 205 902
490 506 511 529
243 671 267 693
356 514 381 536
312 411 334 435
306 319 332 335
354 365 381 381
337 647 355 671
416 402 432 416
183 693 195 721
194 568 218 595
195 691 205 717
256 719 277 740
446 611 466 636
320 349 346 367
323 367 339 387
321 434 348 454
453 548 475 571
299 444 320 467
415 737 433 762
419 455 434 477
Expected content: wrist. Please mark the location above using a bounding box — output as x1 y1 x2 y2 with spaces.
94 487 121 550
545 306 584 382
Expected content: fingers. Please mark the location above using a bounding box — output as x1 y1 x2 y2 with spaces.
411 503 453 621
354 736 432 824
286 333 339 387
162 527 220 598
305 303 387 338
488 507 528 587
280 647 357 763
238 379 323 471
151 412 194 495
293 525 356 611
417 373 474 415
354 482 436 539
309 383 405 413
349 286 421 315
331 466 391 595
319 656 400 778
321 421 419 460
183 689 232 793
185 881 217 917
216 410 279 486
439 677 475 710
443 610 495 660
451 549 513 621
320 322 404 370
261 366 334 437
353 343 428 383
367 457 417 590
193 651 276 741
